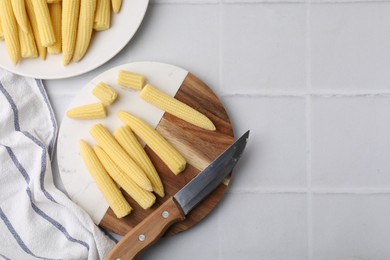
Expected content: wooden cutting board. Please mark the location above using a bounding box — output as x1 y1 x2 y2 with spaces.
57 62 234 236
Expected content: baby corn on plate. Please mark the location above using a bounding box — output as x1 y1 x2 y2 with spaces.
57 62 235 236
0 0 148 79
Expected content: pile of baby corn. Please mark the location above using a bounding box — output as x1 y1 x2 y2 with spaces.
69 70 216 218
0 0 121 65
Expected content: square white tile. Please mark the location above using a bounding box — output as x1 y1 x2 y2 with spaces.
219 193 308 259
312 194 390 259
221 3 306 93
223 96 307 190
310 2 390 90
311 96 390 188
139 209 219 259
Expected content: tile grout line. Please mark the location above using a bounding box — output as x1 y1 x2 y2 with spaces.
305 0 313 258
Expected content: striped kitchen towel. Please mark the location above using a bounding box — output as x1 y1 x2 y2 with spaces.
0 69 116 259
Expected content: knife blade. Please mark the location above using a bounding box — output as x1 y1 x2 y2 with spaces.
107 130 250 260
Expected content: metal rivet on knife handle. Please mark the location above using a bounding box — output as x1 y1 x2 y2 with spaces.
138 234 146 241
162 210 169 218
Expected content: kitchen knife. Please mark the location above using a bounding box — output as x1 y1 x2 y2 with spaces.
107 130 250 260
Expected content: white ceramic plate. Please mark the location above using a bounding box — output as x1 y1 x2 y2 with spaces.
57 62 189 223
0 0 149 79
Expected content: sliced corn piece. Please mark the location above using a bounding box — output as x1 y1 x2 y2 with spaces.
62 0 81 65
111 0 122 13
117 111 186 175
66 103 106 119
0 0 21 64
114 126 165 197
94 145 156 209
140 84 216 131
47 2 61 54
80 140 132 218
94 0 110 31
31 0 56 47
25 0 46 60
117 70 145 90
89 124 153 191
92 82 118 106
11 0 29 33
73 0 96 62
19 21 38 58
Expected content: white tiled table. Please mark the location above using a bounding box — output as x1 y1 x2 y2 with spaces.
46 1 390 259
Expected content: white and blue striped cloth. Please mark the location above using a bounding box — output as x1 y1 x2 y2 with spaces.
0 69 116 259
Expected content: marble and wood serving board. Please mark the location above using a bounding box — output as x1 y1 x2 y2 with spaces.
57 62 234 236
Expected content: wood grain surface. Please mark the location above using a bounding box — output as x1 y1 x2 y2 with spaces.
99 72 234 236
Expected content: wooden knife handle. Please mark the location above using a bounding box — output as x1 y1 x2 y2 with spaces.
106 197 186 260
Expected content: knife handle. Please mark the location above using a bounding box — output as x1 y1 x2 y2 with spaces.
106 197 186 260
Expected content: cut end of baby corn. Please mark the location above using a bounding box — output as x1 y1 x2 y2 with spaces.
94 145 156 209
66 103 107 119
140 84 216 131
114 125 165 197
93 0 110 31
117 70 145 90
117 111 186 175
79 140 132 218
89 123 153 191
111 0 122 13
92 82 118 106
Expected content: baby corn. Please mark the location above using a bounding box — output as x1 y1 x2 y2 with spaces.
117 70 145 90
117 112 186 175
73 0 96 62
92 82 118 106
47 2 62 54
66 103 107 119
0 0 21 64
94 146 156 209
94 0 110 31
89 124 153 191
111 0 122 13
140 84 216 131
31 0 56 47
25 0 46 60
11 0 29 33
62 0 80 65
19 21 38 58
114 126 165 197
80 140 132 218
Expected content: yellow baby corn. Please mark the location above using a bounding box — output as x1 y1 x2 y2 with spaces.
92 82 118 106
62 0 80 65
0 17 4 40
117 70 145 90
11 0 29 33
114 126 165 197
19 22 38 58
111 0 122 13
89 124 153 191
47 0 61 3
66 103 107 119
94 0 110 31
117 112 186 175
73 0 96 62
80 140 132 218
47 2 61 54
25 0 46 60
0 0 21 64
94 146 156 209
140 84 216 131
31 0 56 47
